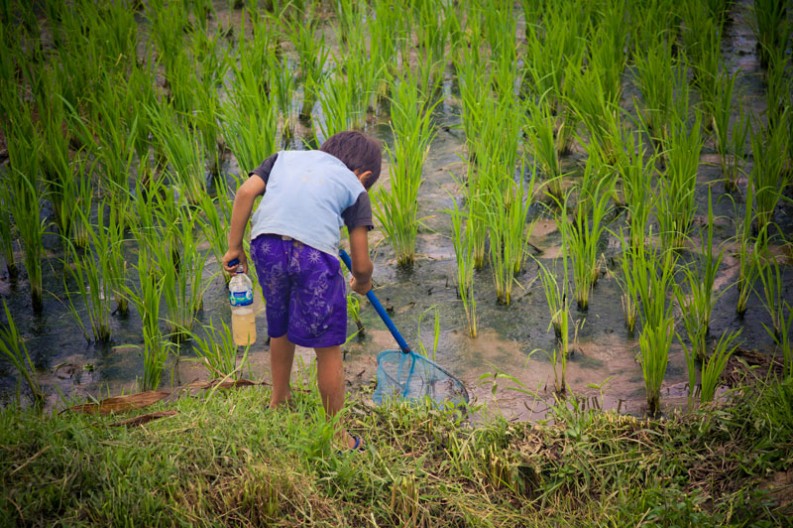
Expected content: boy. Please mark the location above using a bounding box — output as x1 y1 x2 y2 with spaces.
222 131 381 451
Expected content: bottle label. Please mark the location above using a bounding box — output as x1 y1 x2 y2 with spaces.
229 290 253 307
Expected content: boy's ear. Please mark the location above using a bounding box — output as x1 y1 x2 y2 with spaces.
355 170 374 188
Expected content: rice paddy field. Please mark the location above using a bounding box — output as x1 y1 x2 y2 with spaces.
2 0 793 525
1 0 792 421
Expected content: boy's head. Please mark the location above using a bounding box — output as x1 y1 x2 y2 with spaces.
320 131 382 189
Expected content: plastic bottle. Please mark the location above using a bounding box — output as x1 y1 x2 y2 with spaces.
228 261 256 346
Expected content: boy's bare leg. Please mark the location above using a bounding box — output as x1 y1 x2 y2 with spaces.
315 345 357 449
269 335 295 408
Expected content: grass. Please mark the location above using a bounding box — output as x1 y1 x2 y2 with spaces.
3 374 791 526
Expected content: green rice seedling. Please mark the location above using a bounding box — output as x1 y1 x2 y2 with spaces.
417 306 442 361
0 300 45 407
587 0 629 107
0 187 17 278
127 246 171 392
735 182 757 316
764 45 791 132
195 181 233 274
220 63 277 180
316 69 356 143
266 48 298 139
773 301 793 379
615 129 658 253
751 0 791 68
62 237 113 343
633 38 682 142
485 173 536 306
151 187 209 338
4 108 45 312
680 1 721 96
190 319 249 380
449 199 477 337
455 43 485 162
147 103 208 205
93 195 131 317
535 257 572 394
628 0 677 55
414 0 453 91
749 111 789 234
188 28 228 177
280 3 329 119
657 111 703 251
524 97 564 202
617 230 640 335
567 65 623 163
521 0 587 111
709 70 744 192
373 76 438 267
562 167 613 311
673 189 724 361
635 248 678 415
755 247 785 339
700 329 742 404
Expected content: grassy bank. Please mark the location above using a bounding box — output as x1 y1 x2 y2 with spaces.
2 377 791 527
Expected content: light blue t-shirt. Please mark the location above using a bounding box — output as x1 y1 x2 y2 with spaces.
249 150 367 256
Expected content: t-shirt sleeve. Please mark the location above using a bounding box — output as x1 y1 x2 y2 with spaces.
249 153 278 184
342 192 374 231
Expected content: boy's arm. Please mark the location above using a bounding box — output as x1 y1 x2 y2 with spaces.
348 225 373 295
222 176 266 274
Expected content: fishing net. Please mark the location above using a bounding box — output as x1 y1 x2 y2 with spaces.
373 350 469 406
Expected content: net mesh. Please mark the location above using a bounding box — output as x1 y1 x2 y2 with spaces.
373 350 469 406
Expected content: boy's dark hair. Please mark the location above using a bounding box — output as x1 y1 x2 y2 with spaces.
320 131 382 188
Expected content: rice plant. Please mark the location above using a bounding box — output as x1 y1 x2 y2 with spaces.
485 171 536 305
127 249 170 392
449 200 477 338
657 111 703 251
774 301 793 379
561 164 613 311
0 173 18 278
633 243 678 415
373 76 438 267
616 230 640 335
0 300 45 407
700 329 742 404
62 236 114 343
280 3 329 120
147 103 209 205
316 68 357 144
755 248 785 339
735 183 757 316
709 72 747 192
524 97 564 201
4 106 45 312
633 38 681 142
535 257 573 394
190 320 249 380
749 112 789 234
751 0 791 68
616 129 658 253
674 190 725 361
220 60 278 179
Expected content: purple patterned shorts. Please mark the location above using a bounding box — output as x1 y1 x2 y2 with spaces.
250 234 347 348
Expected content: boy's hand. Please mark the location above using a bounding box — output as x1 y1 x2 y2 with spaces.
350 276 372 295
222 249 247 274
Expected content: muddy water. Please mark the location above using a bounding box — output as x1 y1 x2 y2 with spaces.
1 1 791 420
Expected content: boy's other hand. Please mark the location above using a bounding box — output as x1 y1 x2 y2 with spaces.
350 276 372 295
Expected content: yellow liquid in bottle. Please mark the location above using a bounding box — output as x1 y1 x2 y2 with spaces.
232 307 256 346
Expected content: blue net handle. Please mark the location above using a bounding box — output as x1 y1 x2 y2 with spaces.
339 249 412 355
